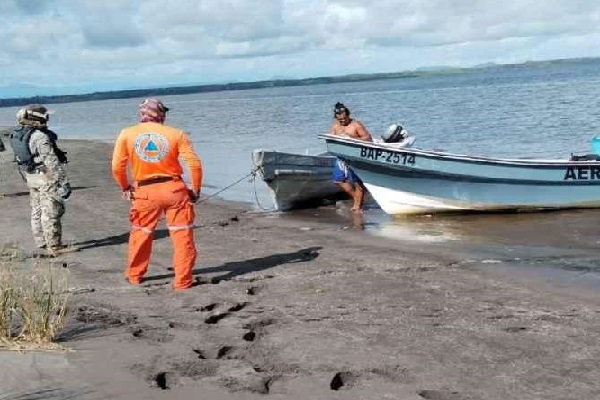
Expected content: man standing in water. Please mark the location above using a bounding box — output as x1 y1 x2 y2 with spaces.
111 98 203 290
329 102 372 212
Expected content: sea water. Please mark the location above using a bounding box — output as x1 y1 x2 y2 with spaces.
1 59 600 207
2 62 600 207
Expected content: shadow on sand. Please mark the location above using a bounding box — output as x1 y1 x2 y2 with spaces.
0 388 90 400
143 246 323 284
73 228 171 251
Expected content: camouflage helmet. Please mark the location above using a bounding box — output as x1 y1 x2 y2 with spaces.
16 104 51 128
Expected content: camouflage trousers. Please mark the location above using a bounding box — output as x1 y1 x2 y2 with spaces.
26 172 65 248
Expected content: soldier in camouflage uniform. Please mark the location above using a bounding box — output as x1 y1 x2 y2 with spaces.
11 104 72 256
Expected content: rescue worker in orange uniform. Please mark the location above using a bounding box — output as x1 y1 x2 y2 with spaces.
111 98 203 290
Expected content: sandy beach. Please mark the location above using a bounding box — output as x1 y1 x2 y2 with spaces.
1 139 600 399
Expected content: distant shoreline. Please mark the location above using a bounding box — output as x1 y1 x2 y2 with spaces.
1 56 598 108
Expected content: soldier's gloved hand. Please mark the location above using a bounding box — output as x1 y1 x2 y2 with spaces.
57 183 72 200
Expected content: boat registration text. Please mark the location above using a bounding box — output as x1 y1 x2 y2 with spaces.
360 148 416 166
564 166 600 181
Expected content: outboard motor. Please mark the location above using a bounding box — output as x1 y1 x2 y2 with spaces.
382 124 408 143
380 124 416 147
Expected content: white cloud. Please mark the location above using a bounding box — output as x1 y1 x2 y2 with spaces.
0 0 600 97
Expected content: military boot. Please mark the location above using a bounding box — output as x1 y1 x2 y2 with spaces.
47 244 79 258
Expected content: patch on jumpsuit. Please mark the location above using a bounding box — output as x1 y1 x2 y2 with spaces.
134 133 169 163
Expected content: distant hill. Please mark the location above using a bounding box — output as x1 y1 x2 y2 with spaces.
0 72 421 108
1 56 598 108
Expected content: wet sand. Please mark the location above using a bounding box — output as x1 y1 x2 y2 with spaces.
1 140 600 399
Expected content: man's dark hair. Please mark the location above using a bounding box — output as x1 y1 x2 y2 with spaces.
334 102 350 116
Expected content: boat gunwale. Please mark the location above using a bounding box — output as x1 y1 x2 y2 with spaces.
320 134 600 167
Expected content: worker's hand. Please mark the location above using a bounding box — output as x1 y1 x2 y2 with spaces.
188 189 200 203
121 187 134 201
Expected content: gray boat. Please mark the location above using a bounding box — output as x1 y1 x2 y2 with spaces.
321 134 600 215
251 149 347 211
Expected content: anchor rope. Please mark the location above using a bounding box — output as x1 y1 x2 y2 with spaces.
198 166 277 212
197 167 259 204
251 166 277 212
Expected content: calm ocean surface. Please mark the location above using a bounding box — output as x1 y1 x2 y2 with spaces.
2 59 600 206
3 59 600 279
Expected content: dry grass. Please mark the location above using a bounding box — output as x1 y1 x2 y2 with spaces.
1 242 22 262
0 244 20 343
17 263 70 344
0 266 16 340
0 245 70 350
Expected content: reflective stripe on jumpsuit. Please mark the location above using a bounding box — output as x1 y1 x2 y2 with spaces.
128 179 197 289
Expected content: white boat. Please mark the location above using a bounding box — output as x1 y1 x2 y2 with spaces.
251 149 348 211
321 134 600 215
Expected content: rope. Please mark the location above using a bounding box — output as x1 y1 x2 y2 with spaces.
197 167 259 204
251 167 277 212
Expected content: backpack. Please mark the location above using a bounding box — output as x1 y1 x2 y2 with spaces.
10 126 68 172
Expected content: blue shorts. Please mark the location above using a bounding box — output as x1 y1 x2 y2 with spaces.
332 159 361 184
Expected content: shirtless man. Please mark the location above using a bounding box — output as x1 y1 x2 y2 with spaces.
329 102 372 212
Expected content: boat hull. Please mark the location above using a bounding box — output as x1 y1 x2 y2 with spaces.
322 135 600 215
252 150 348 210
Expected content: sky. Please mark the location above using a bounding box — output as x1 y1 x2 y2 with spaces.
1 0 600 98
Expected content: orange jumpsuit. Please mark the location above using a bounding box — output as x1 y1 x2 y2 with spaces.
111 122 203 290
